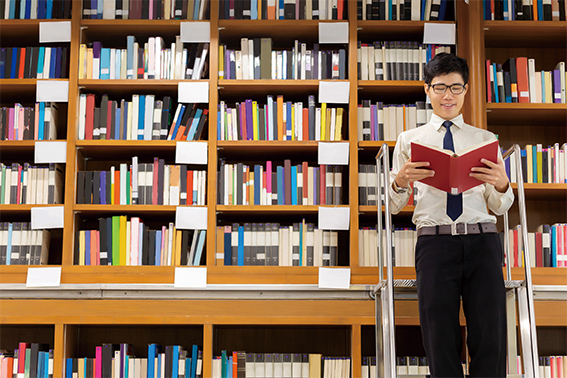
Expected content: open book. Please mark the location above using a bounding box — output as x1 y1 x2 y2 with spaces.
411 139 499 194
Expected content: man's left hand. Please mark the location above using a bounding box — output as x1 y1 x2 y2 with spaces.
470 158 510 193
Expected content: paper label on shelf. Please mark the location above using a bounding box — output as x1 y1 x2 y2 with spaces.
318 22 349 44
31 206 65 229
180 22 211 42
176 142 208 165
175 207 208 229
174 267 207 288
318 81 349 104
26 267 62 287
35 141 67 163
318 142 349 165
36 80 69 102
39 21 71 43
423 23 456 45
178 82 209 103
318 207 350 230
318 267 350 289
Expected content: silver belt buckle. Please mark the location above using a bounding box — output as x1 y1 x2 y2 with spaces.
451 223 467 236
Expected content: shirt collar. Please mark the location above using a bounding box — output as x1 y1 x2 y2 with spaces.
431 113 465 131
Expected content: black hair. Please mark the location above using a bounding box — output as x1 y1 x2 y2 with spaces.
423 53 469 85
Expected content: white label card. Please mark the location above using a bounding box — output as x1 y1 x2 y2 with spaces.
318 81 349 104
423 23 456 45
175 207 208 230
318 22 349 44
318 142 349 165
178 82 209 103
26 267 62 287
318 267 351 289
174 267 207 288
318 207 350 230
36 80 69 102
176 142 208 165
35 141 67 163
39 21 71 43
31 206 65 229
180 22 211 42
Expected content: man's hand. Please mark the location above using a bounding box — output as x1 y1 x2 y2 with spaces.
470 158 510 193
394 159 435 189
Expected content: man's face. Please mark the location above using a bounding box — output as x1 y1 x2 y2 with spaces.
424 72 468 121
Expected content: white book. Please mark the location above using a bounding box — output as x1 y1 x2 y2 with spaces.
109 48 116 79
241 38 249 80
103 0 115 18
528 58 537 103
368 44 375 81
249 39 255 79
43 47 52 79
78 94 87 140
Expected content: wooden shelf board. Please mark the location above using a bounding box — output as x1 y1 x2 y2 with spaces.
215 205 344 214
486 103 567 125
511 183 567 200
484 21 567 47
358 141 396 149
358 205 416 215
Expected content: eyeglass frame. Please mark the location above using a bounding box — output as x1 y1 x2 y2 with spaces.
427 83 467 95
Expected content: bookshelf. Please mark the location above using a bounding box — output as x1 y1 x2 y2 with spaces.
0 0 565 376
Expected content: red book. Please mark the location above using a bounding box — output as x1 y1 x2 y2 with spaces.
18 48 26 79
485 60 492 103
18 342 30 373
513 227 519 268
284 159 292 205
241 101 247 141
535 231 543 267
303 108 309 141
411 139 499 194
85 94 95 140
90 230 98 266
516 57 530 103
337 0 344 19
106 100 113 140
319 165 326 205
114 169 120 205
187 170 193 205
302 161 309 205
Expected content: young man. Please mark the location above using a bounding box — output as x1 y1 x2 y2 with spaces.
389 53 514 377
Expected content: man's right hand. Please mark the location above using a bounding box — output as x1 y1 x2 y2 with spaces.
394 159 435 189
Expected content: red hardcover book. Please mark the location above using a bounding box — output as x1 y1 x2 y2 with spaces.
535 231 543 267
303 108 309 141
516 57 530 103
337 0 344 19
187 170 193 205
486 59 492 103
411 139 499 194
513 227 519 267
114 169 120 205
85 94 95 140
18 342 30 373
18 48 26 79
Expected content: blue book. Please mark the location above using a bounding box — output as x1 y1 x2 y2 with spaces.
438 0 448 20
100 48 111 79
55 47 62 78
191 345 199 378
115 49 121 79
46 0 53 18
193 0 201 19
114 107 121 140
66 359 73 378
90 0 97 18
492 64 499 103
155 230 162 266
172 346 180 378
126 36 135 79
502 0 509 20
541 71 546 103
483 0 490 19
185 359 192 378
169 104 186 141
238 226 244 266
290 165 297 205
277 166 285 205
37 47 45 78
221 350 228 377
122 102 128 140
96 0 103 18
156 354 162 378
138 95 145 140
278 0 284 19
25 0 31 19
38 102 45 140
551 226 557 267
38 0 46 18
251 0 258 19
537 0 543 20
37 352 44 377
224 227 232 265
8 0 16 18
20 0 25 18
228 356 233 378
85 229 91 265
192 230 206 265
49 47 57 78
186 108 203 140
217 108 222 140
254 165 261 205
532 145 538 183
6 223 12 265
286 102 292 140
10 48 18 78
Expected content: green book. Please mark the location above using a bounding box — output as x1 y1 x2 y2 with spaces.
25 347 31 378
112 216 120 265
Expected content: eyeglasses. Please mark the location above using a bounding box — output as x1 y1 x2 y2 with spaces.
429 84 466 95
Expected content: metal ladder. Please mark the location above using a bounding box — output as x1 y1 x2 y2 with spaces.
373 143 540 377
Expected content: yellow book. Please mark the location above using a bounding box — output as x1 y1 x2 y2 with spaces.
252 101 259 140
536 144 543 184
218 44 224 79
291 104 295 141
79 230 85 266
174 229 182 266
326 108 332 142
125 220 131 266
78 44 87 80
335 108 344 141
309 354 322 378
86 48 93 80
525 144 533 183
119 216 127 266
544 71 553 104
277 95 284 140
320 103 326 141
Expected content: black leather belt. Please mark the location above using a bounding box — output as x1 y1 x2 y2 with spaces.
417 222 498 237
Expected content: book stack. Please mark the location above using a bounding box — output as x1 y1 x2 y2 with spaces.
77 158 206 206
394 356 430 376
486 58 565 104
75 216 206 266
219 39 346 80
357 100 432 142
359 227 417 267
504 143 567 184
0 343 53 378
79 37 208 80
0 163 64 205
218 95 345 141
357 0 454 20
0 222 51 265
219 0 347 20
0 47 69 79
65 343 203 378
483 0 566 20
358 41 452 81
1 0 71 19
217 161 343 206
505 223 566 268
539 355 567 377
83 0 209 20
212 351 351 378
216 222 340 267
77 94 208 141
0 102 59 141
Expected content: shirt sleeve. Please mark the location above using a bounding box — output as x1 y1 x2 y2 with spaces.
484 183 514 215
388 133 412 215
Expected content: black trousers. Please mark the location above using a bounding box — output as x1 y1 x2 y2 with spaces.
415 232 507 378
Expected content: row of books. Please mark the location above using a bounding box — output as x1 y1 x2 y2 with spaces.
78 38 208 80
77 94 209 141
217 161 343 206
0 102 59 141
504 143 567 184
358 164 417 207
0 46 69 79
0 222 51 265
506 223 566 268
357 101 433 142
484 0 567 20
218 96 345 142
359 227 417 267
0 343 53 378
357 0 452 20
361 356 430 376
219 40 346 80
540 355 567 378
1 0 71 19
219 0 347 20
216 222 340 267
65 344 203 378
0 163 64 205
75 216 206 266
211 352 351 378
77 158 206 206
83 0 209 20
358 42 451 81
486 58 566 104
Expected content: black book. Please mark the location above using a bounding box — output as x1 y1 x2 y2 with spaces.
99 94 109 140
242 0 251 19
357 0 362 19
85 171 94 204
148 229 156 266
77 171 85 204
106 217 113 265
30 47 39 78
522 0 533 20
559 0 566 20
284 0 294 19
4 47 12 79
543 0 552 19
312 0 319 19
157 159 165 205
92 171 100 204
23 46 32 79
165 346 173 378
106 170 112 205
180 230 189 265
542 148 548 183
102 344 120 377
0 48 6 79
193 109 208 141
299 0 306 19
262 0 268 18
0 0 4 18
99 217 108 265
503 71 512 103
74 227 80 264
234 0 243 19
64 0 72 18
141 0 149 18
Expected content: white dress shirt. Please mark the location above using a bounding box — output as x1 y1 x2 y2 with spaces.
389 113 514 229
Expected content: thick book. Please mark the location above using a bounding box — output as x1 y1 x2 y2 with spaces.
411 139 499 194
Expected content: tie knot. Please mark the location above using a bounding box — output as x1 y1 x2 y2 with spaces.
443 120 453 130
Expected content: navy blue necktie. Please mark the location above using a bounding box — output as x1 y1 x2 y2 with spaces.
443 120 463 221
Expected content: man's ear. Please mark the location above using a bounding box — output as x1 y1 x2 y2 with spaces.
424 83 429 96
